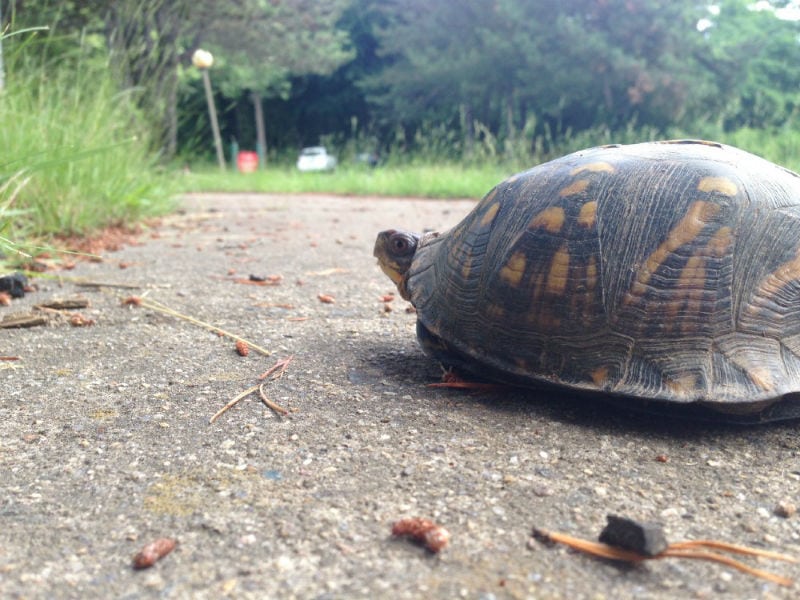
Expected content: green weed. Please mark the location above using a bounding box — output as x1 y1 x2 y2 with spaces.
0 32 174 255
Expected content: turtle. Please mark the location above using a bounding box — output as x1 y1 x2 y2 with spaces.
373 139 800 422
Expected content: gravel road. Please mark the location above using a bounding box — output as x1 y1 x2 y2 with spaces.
1 192 798 599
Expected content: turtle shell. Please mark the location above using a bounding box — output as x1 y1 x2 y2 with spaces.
392 140 800 421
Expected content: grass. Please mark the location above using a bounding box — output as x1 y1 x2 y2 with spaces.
178 126 800 199
178 163 513 199
714 127 800 172
0 33 174 260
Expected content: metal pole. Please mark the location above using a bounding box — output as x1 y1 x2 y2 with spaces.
201 69 226 170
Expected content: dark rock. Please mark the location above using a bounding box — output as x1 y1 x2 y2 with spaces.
598 514 668 557
0 272 28 298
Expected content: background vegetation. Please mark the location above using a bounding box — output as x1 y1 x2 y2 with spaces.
3 0 800 244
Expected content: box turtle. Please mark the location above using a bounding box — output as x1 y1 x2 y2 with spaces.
374 140 800 422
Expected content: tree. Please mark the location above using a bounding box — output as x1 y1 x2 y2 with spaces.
193 0 352 162
104 0 352 160
696 0 800 129
9 0 352 159
364 0 710 155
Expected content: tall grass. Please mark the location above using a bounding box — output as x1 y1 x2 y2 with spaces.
0 32 173 255
181 123 800 199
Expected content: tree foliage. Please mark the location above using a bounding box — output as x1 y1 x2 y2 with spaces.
4 0 353 158
699 0 800 128
365 0 711 142
5 0 800 161
191 0 352 98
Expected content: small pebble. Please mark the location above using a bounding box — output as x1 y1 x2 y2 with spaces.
774 499 797 518
660 507 680 519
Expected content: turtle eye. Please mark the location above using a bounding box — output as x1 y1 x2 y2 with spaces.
389 232 415 256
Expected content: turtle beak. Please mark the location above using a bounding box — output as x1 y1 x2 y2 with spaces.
374 229 419 300
373 229 397 259
374 230 404 285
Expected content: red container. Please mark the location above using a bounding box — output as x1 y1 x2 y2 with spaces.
237 151 259 173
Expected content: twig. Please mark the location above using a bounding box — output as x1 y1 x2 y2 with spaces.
137 297 271 357
210 356 295 424
258 355 294 380
661 548 794 587
35 298 90 310
258 382 289 415
533 527 795 587
208 385 259 424
0 314 48 328
668 540 797 563
18 270 140 287
74 281 142 289
534 529 646 562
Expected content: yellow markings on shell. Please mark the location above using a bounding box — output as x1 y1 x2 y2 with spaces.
590 367 609 387
751 245 800 307
586 255 598 290
499 251 527 287
532 309 561 330
707 226 733 257
665 373 698 397
545 244 570 296
485 302 505 320
480 201 500 226
748 367 774 391
628 201 721 299
678 255 706 287
697 176 738 197
579 257 600 325
673 255 706 325
770 247 800 283
559 179 590 197
528 206 565 233
460 258 472 281
577 201 598 228
570 162 615 176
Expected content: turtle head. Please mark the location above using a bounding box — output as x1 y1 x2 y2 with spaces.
374 229 420 300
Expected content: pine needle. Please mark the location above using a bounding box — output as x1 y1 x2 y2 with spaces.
533 527 795 587
137 297 272 356
258 382 289 415
208 385 260 424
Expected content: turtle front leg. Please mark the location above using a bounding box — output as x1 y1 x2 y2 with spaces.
416 320 509 391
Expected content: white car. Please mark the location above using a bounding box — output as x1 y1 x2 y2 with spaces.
296 146 337 172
